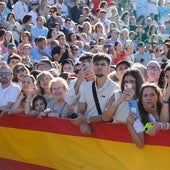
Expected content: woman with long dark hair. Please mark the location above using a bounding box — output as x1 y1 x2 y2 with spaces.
127 83 162 148
103 68 145 123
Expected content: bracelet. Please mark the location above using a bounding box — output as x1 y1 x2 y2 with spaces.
159 122 163 130
163 99 170 104
163 122 170 130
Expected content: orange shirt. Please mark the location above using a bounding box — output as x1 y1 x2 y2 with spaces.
113 51 127 64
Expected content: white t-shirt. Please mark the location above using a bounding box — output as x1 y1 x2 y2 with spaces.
79 78 119 117
0 83 21 107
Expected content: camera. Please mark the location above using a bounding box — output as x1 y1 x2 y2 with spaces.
81 62 89 70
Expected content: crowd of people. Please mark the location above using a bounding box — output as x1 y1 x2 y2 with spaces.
0 0 170 148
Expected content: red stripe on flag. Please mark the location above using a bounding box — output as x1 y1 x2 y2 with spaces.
0 157 55 170
0 114 170 146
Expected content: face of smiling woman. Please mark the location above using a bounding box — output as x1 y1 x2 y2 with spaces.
51 82 66 101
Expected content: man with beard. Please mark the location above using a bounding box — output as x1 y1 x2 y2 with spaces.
71 53 119 135
0 65 21 115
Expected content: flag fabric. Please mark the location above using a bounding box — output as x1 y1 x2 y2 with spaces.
0 114 169 170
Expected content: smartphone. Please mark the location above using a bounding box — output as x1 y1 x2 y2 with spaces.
128 100 140 118
124 83 132 90
68 112 78 119
144 122 153 132
82 62 89 70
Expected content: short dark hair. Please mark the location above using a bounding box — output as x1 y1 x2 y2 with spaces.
93 53 111 65
37 36 46 43
32 95 47 110
79 52 93 62
22 14 32 24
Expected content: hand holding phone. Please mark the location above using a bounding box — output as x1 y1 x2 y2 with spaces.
128 100 140 119
124 83 132 90
81 62 89 71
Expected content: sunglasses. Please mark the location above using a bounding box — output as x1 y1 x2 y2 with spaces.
73 48 79 51
0 72 12 76
16 68 25 73
147 66 160 70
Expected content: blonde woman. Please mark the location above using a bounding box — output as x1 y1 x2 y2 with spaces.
119 28 129 46
82 21 92 43
38 77 75 118
0 31 15 55
92 22 107 42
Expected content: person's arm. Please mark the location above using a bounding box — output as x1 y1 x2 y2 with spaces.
29 110 39 116
160 86 170 122
10 92 25 114
0 102 14 116
24 98 32 115
65 80 80 105
24 89 39 115
74 72 85 95
71 102 87 125
160 101 170 122
127 113 144 149
102 92 125 121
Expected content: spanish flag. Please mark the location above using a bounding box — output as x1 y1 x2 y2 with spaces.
0 114 169 170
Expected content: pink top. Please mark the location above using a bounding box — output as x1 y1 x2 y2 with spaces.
17 42 36 54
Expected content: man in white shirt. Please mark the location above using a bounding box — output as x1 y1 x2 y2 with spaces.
0 65 21 116
71 53 119 135
13 0 29 22
65 52 95 106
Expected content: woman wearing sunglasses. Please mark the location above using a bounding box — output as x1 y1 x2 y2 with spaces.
12 63 30 88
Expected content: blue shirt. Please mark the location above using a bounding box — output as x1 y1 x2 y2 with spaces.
31 47 51 62
31 26 48 42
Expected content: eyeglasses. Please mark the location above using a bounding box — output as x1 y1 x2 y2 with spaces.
24 47 31 50
22 34 28 37
16 68 25 73
73 48 79 51
50 11 55 13
52 87 64 91
147 66 160 70
0 72 12 77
